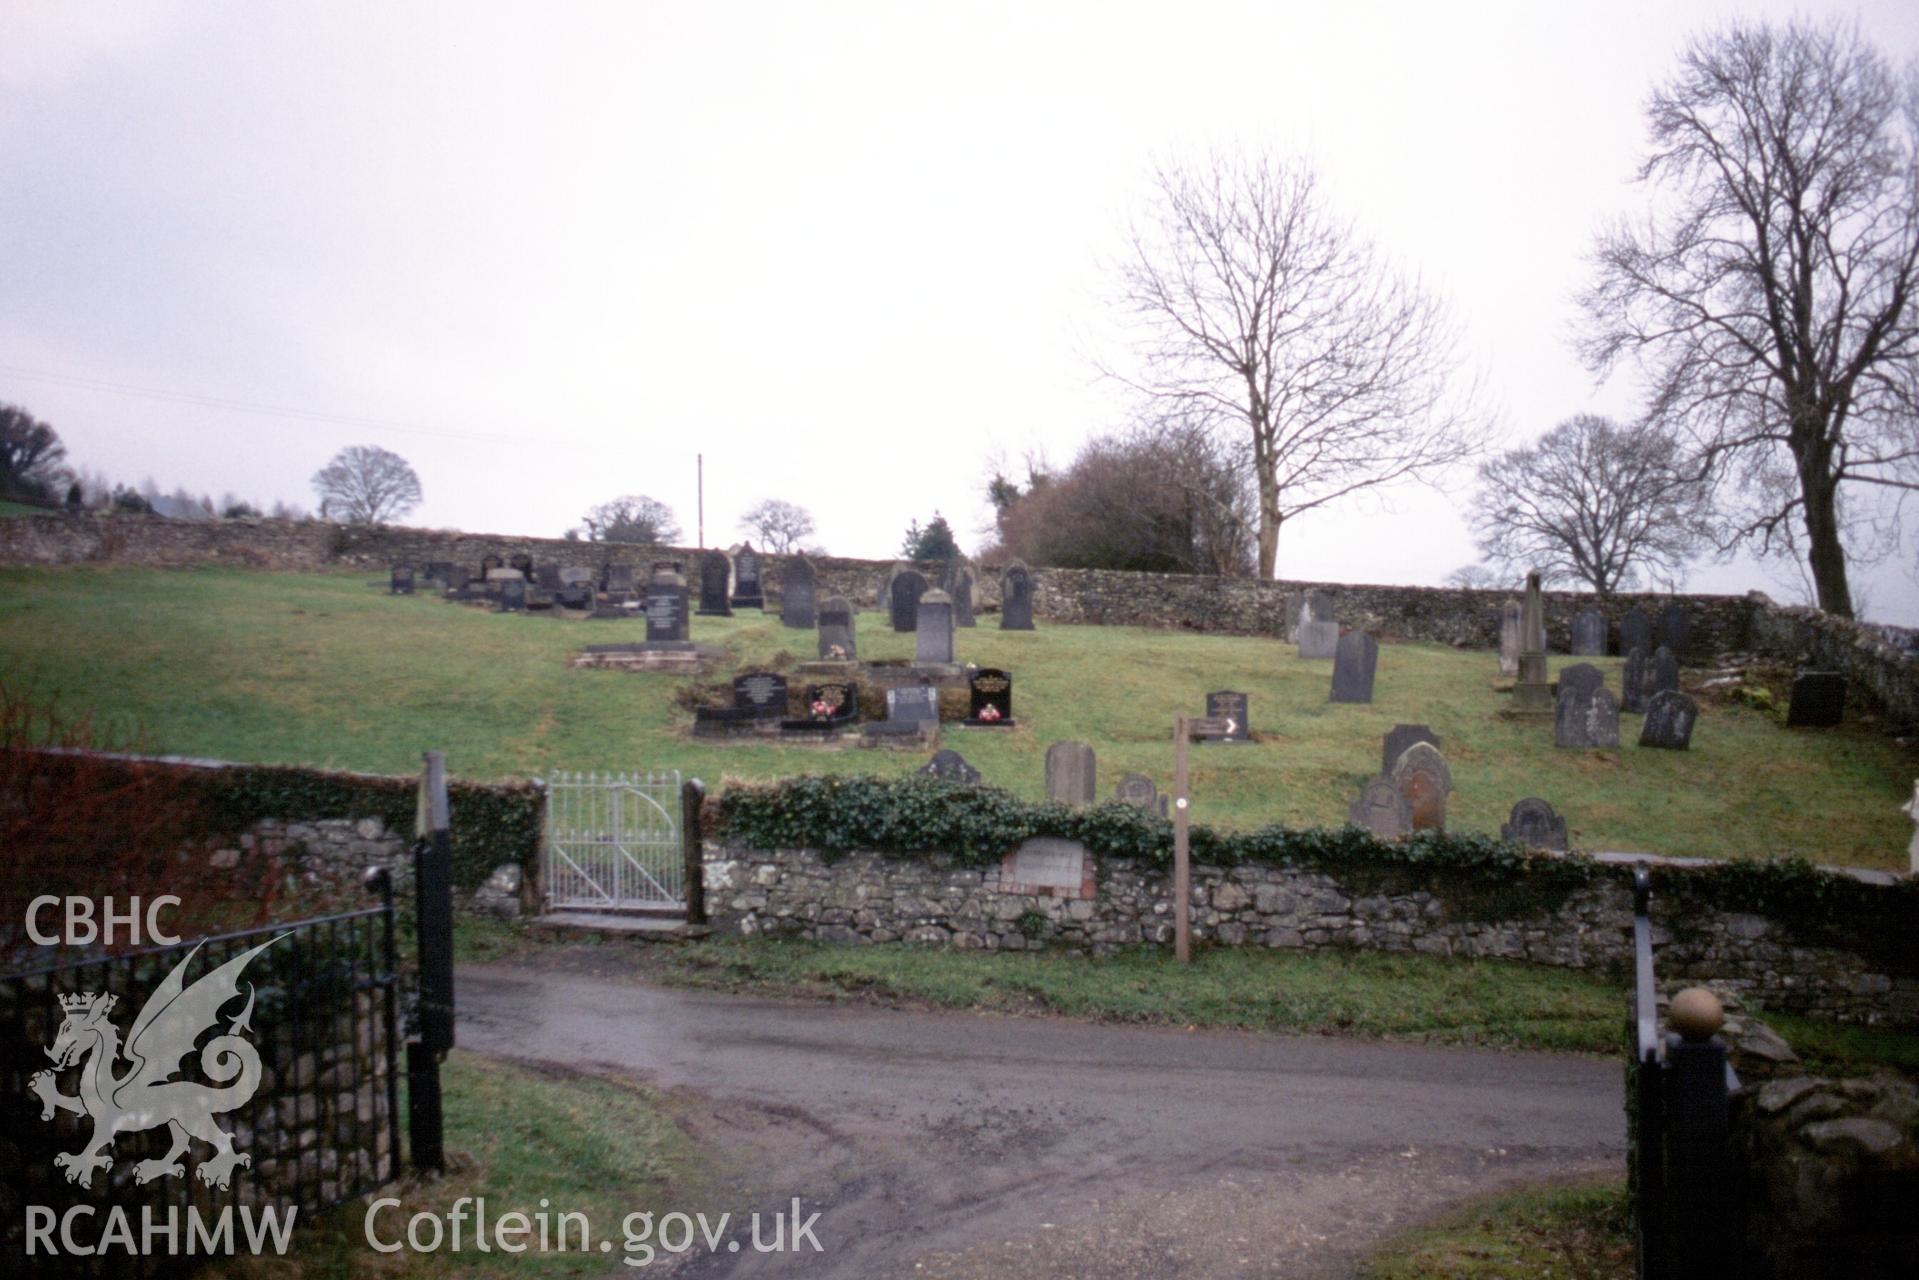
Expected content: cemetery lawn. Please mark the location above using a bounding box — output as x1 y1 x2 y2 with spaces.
212 1050 702 1279
4 564 1915 868
1361 1177 1631 1279
0 499 50 517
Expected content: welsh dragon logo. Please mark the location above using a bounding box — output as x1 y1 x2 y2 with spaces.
30 936 284 1191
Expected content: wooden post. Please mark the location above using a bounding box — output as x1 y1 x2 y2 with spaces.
1173 715 1191 964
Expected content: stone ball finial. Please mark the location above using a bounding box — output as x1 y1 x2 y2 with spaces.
1670 987 1725 1041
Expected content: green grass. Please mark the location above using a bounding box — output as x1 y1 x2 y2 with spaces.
222 1050 701 1279
3 564 1913 866
0 498 53 517
1362 1178 1632 1279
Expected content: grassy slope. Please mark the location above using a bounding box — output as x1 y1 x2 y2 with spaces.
1361 1178 1632 1279
0 498 55 517
2 564 1913 866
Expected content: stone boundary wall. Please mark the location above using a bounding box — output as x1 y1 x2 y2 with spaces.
704 844 1919 1027
6 511 1915 719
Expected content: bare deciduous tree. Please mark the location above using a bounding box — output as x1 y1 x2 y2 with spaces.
1108 150 1493 579
311 445 422 525
577 494 680 544
739 499 816 554
1472 415 1713 597
0 403 68 498
1581 18 1919 618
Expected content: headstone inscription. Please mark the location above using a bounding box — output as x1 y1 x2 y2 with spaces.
1786 671 1846 728
1380 725 1440 777
734 671 789 718
1114 773 1163 815
389 565 415 595
1622 645 1651 713
1348 778 1412 840
643 571 691 647
1571 608 1606 657
1657 603 1690 659
1002 838 1090 896
963 668 1014 726
915 589 956 664
887 684 940 727
817 595 857 660
781 556 818 630
1554 681 1621 749
1389 742 1452 831
1329 632 1378 703
1498 600 1522 677
1297 620 1340 660
1639 690 1698 750
919 748 981 784
1500 798 1568 851
1619 606 1652 657
1044 741 1097 807
890 570 929 633
696 550 732 617
999 562 1035 631
729 544 764 609
1202 691 1251 742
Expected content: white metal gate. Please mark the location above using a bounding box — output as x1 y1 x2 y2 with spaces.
543 770 683 910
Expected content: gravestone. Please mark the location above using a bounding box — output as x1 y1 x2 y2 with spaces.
1657 603 1690 659
1511 570 1553 713
1305 589 1336 623
389 565 415 595
533 563 562 590
781 680 859 733
1570 608 1606 657
1380 725 1440 777
1554 682 1621 749
729 544 764 609
498 576 526 612
915 589 956 664
1329 632 1378 703
1786 671 1846 728
1348 778 1412 840
919 748 980 785
1620 606 1652 658
1556 663 1606 702
1650 646 1680 699
696 550 732 617
642 571 691 647
1003 838 1090 896
733 671 789 719
1114 773 1162 814
817 595 857 660
1500 798 1568 851
1000 562 1035 631
876 561 909 612
480 553 504 576
890 570 929 633
440 564 472 593
780 556 818 629
509 552 535 579
603 563 636 595
1498 600 1522 677
964 668 1014 726
423 561 456 585
1297 619 1340 660
1044 741 1097 807
886 684 941 727
1521 571 1548 652
951 568 977 627
1621 645 1650 713
1639 690 1698 750
558 566 595 586
1204 691 1251 742
1389 742 1452 831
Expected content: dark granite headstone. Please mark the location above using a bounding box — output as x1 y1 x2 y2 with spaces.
1619 606 1652 658
964 668 1014 726
817 595 857 660
440 564 472 593
1622 645 1650 713
1200 690 1251 742
1639 690 1698 750
1650 646 1680 699
915 589 955 663
643 573 690 645
1786 671 1846 728
1045 741 1097 807
697 550 732 617
1556 663 1606 703
1570 608 1606 657
919 749 980 784
1389 742 1452 831
1554 682 1621 748
730 544 764 608
890 570 929 632
423 561 456 585
1000 562 1035 631
1380 725 1440 777
1349 777 1412 840
1329 632 1378 703
781 681 859 733
1501 798 1568 851
389 565 415 595
733 671 789 718
781 556 818 630
498 576 526 612
1657 603 1690 659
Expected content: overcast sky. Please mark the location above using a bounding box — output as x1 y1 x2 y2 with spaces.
4 2 1917 618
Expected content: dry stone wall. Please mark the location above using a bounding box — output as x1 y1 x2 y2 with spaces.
704 844 1919 1027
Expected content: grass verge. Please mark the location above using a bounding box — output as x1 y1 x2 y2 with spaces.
1361 1177 1632 1279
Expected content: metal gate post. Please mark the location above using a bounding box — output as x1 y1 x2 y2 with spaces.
682 778 707 925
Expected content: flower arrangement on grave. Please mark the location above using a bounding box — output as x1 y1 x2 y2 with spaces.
976 704 1001 722
810 697 835 719
827 644 847 660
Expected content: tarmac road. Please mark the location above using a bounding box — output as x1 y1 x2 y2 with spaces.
459 961 1625 1279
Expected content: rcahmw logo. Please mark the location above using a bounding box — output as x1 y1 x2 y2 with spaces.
23 935 299 1257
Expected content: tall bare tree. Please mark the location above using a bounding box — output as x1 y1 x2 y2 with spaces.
1109 150 1492 579
1581 18 1919 618
739 499 816 553
1472 415 1713 597
311 445 421 525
